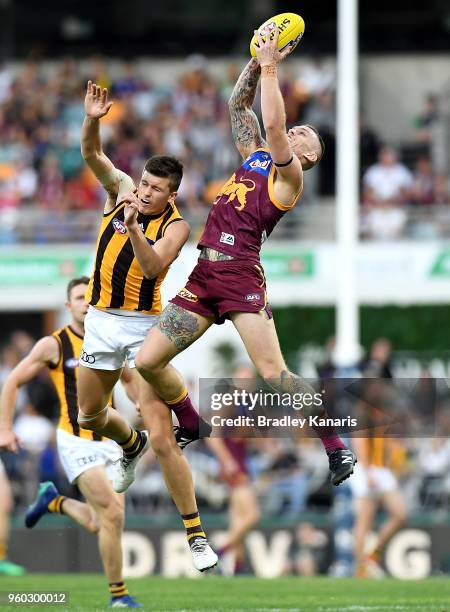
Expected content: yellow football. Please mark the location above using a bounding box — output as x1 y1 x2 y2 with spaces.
250 12 305 58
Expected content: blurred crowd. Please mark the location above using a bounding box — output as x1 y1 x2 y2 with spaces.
1 57 449 243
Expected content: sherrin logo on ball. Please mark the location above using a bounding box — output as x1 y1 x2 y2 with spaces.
250 12 305 58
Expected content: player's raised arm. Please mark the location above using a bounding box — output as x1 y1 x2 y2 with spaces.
228 59 266 159
0 336 60 452
255 28 304 190
123 192 190 279
81 81 120 195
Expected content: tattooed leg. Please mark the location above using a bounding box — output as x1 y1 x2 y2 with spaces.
158 304 211 351
135 304 212 400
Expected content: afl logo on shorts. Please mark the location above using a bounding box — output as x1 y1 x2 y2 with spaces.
64 357 79 369
245 293 261 301
80 350 96 364
112 218 127 234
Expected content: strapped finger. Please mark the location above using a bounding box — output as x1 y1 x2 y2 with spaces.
101 87 108 104
259 27 267 44
271 24 280 45
87 80 92 93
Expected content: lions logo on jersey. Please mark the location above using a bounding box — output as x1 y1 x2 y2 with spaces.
215 173 256 211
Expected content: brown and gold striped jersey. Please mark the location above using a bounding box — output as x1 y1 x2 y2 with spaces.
86 199 183 314
365 436 387 468
48 325 104 440
364 435 406 471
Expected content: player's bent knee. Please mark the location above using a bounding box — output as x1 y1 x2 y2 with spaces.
135 354 153 379
149 430 176 458
135 351 169 380
77 405 109 431
102 500 124 531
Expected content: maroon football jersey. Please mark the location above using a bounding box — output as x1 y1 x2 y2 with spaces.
198 149 302 261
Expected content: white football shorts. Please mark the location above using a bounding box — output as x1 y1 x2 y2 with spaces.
81 305 158 370
350 463 398 498
56 428 121 484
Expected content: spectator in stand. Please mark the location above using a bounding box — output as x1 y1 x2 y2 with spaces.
362 147 413 240
363 147 413 207
362 200 408 240
359 338 393 379
294 58 335 115
413 93 439 146
11 160 38 205
410 156 436 206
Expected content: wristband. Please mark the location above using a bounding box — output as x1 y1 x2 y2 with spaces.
261 64 277 77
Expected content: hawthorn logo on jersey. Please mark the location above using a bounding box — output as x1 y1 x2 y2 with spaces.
177 287 198 302
245 293 261 301
112 218 127 234
243 151 272 177
64 357 79 369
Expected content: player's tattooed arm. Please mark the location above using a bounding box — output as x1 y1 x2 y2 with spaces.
158 304 201 351
228 59 265 157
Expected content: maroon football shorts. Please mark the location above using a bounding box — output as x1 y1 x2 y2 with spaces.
170 258 273 324
222 439 249 487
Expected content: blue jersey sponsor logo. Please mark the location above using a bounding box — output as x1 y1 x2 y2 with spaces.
243 151 272 177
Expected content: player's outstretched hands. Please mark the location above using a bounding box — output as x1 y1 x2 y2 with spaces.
123 192 140 228
0 428 20 453
254 25 294 66
84 80 113 119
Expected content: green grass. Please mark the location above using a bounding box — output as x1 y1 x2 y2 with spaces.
1 575 450 611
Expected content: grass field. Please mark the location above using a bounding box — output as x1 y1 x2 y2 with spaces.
1 575 450 611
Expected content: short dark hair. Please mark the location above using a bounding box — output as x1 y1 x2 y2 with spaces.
305 124 325 164
144 156 183 191
67 276 89 300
